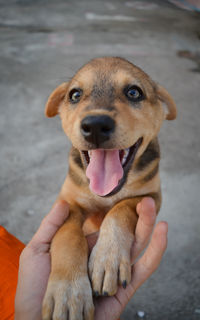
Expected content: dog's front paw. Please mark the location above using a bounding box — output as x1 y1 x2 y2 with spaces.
42 275 94 320
89 229 133 296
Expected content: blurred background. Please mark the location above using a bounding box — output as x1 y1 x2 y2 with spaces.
0 0 200 319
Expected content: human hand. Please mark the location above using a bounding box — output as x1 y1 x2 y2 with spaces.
15 198 168 320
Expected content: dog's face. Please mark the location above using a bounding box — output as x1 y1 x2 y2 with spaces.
45 57 176 196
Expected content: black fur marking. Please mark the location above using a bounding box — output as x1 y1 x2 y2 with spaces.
91 73 116 108
136 139 160 171
71 148 83 169
91 83 115 101
68 166 85 186
143 163 159 182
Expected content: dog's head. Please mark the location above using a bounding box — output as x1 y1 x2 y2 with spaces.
45 57 176 197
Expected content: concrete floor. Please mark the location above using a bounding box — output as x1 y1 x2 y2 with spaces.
0 0 200 319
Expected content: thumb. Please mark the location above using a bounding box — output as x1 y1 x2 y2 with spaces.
28 200 69 251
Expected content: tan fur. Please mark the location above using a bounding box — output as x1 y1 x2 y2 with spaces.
42 57 176 320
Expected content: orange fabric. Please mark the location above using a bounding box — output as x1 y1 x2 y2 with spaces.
0 226 25 320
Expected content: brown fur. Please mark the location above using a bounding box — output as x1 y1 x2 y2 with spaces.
42 57 176 320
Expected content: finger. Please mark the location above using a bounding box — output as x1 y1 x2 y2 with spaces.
131 197 156 263
86 231 99 253
115 221 168 306
131 221 168 292
28 200 69 251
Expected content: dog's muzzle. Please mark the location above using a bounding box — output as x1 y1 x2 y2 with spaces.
81 115 115 146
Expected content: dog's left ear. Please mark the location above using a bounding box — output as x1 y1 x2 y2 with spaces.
156 85 177 120
45 82 68 117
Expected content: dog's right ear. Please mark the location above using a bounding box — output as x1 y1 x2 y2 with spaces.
45 82 68 117
156 85 177 120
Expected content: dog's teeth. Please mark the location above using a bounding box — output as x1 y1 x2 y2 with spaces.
122 148 130 165
124 149 129 157
88 150 92 158
122 155 128 165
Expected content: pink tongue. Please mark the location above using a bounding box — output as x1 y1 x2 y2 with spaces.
86 150 123 196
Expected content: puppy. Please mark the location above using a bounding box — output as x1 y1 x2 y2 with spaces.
42 57 176 320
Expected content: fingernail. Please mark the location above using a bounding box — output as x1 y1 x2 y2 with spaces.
122 280 127 289
103 291 108 296
94 291 99 297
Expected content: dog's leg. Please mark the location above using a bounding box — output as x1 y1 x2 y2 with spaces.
89 197 145 297
42 205 94 320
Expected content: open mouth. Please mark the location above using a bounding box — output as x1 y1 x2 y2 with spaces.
82 137 143 197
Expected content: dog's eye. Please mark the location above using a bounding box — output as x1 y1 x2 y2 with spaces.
125 85 144 102
69 88 82 103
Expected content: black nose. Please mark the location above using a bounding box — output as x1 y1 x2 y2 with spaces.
81 115 115 146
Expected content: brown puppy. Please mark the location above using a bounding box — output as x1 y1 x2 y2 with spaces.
42 57 176 320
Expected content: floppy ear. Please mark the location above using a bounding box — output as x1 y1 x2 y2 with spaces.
157 85 177 120
45 82 68 117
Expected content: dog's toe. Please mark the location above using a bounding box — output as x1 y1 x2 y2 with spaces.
102 265 118 296
89 235 132 296
42 277 94 320
42 295 54 320
119 259 132 288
